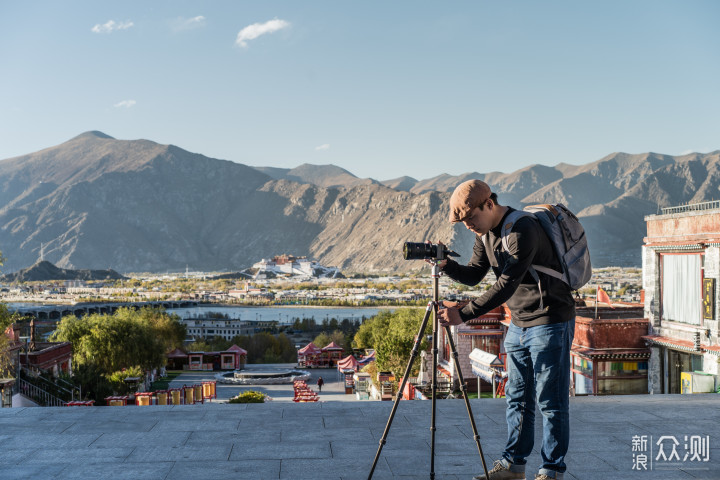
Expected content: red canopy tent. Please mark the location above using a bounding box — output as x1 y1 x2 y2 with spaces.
227 345 248 357
337 354 360 371
321 341 344 367
225 344 248 369
358 350 376 365
298 342 321 355
165 348 188 370
321 341 343 351
298 342 322 368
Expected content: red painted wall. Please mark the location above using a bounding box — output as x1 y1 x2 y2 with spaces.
574 316 649 349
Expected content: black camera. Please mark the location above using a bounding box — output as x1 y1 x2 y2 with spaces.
403 242 459 261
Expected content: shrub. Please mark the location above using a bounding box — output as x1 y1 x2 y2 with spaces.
228 390 266 403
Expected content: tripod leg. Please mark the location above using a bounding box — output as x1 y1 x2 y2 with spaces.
430 300 438 479
443 325 490 479
367 302 433 480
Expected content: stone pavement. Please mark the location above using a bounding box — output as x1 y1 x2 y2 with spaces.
1 394 719 479
166 364 352 403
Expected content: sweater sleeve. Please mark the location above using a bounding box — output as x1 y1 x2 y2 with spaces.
441 235 491 287
458 217 540 321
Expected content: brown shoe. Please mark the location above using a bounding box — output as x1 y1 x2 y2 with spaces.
472 460 525 480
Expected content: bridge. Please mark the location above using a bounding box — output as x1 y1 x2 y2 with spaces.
9 300 199 321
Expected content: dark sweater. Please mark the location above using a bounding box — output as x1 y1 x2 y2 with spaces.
442 207 575 327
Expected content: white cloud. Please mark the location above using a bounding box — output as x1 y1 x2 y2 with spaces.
679 148 711 156
315 144 330 151
114 100 137 108
172 16 206 32
92 20 134 34
235 18 290 48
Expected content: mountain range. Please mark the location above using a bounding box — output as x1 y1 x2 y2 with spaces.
0 260 126 283
1 131 718 274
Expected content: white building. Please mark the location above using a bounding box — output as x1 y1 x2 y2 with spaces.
642 201 720 394
181 318 256 341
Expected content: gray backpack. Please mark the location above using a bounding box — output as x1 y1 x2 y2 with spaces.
484 204 592 295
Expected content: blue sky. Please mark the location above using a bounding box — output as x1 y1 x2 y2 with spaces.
1 1 719 181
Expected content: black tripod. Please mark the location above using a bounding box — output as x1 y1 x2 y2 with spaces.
367 261 490 479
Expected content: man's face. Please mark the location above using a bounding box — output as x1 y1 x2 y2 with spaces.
461 201 495 235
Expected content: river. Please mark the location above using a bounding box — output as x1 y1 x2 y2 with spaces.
165 305 397 325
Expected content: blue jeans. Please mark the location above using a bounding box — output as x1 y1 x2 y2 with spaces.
501 319 575 479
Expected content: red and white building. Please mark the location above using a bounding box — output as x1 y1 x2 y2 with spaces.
642 201 720 393
4 323 73 377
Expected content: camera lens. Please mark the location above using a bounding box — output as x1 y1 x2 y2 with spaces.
403 242 437 260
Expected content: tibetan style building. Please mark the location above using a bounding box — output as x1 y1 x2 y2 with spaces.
642 201 720 393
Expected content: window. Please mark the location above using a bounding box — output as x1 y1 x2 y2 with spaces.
571 355 594 395
573 355 593 376
574 372 593 395
471 335 501 355
596 360 648 395
662 254 702 325
597 378 647 395
597 361 648 377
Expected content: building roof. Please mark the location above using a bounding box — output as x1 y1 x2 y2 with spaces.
166 349 188 358
298 342 321 355
572 347 650 359
643 334 720 356
321 341 343 351
226 344 248 355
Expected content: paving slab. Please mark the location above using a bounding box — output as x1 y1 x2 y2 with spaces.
57 461 175 480
126 444 232 462
185 429 282 445
89 431 192 448
230 440 332 460
0 463 68 480
168 460 281 480
1 394 719 479
21 446 135 464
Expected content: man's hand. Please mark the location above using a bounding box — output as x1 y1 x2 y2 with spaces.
437 300 462 327
423 241 448 269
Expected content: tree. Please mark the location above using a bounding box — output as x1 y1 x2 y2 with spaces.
51 307 185 375
313 332 332 349
353 309 427 379
0 303 19 378
0 251 23 378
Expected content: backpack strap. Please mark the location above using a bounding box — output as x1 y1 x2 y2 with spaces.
484 210 555 311
482 210 528 267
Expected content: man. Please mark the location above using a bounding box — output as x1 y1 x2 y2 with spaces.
437 180 575 480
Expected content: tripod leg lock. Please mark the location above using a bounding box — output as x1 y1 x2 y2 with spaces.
379 439 386 446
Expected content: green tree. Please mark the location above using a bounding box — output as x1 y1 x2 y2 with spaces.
352 309 427 379
187 336 229 352
51 307 184 375
231 332 296 363
0 303 19 378
313 332 332 348
1 252 24 378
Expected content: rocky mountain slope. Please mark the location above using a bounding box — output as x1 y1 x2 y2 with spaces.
253 164 377 189
1 131 718 273
0 260 126 282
